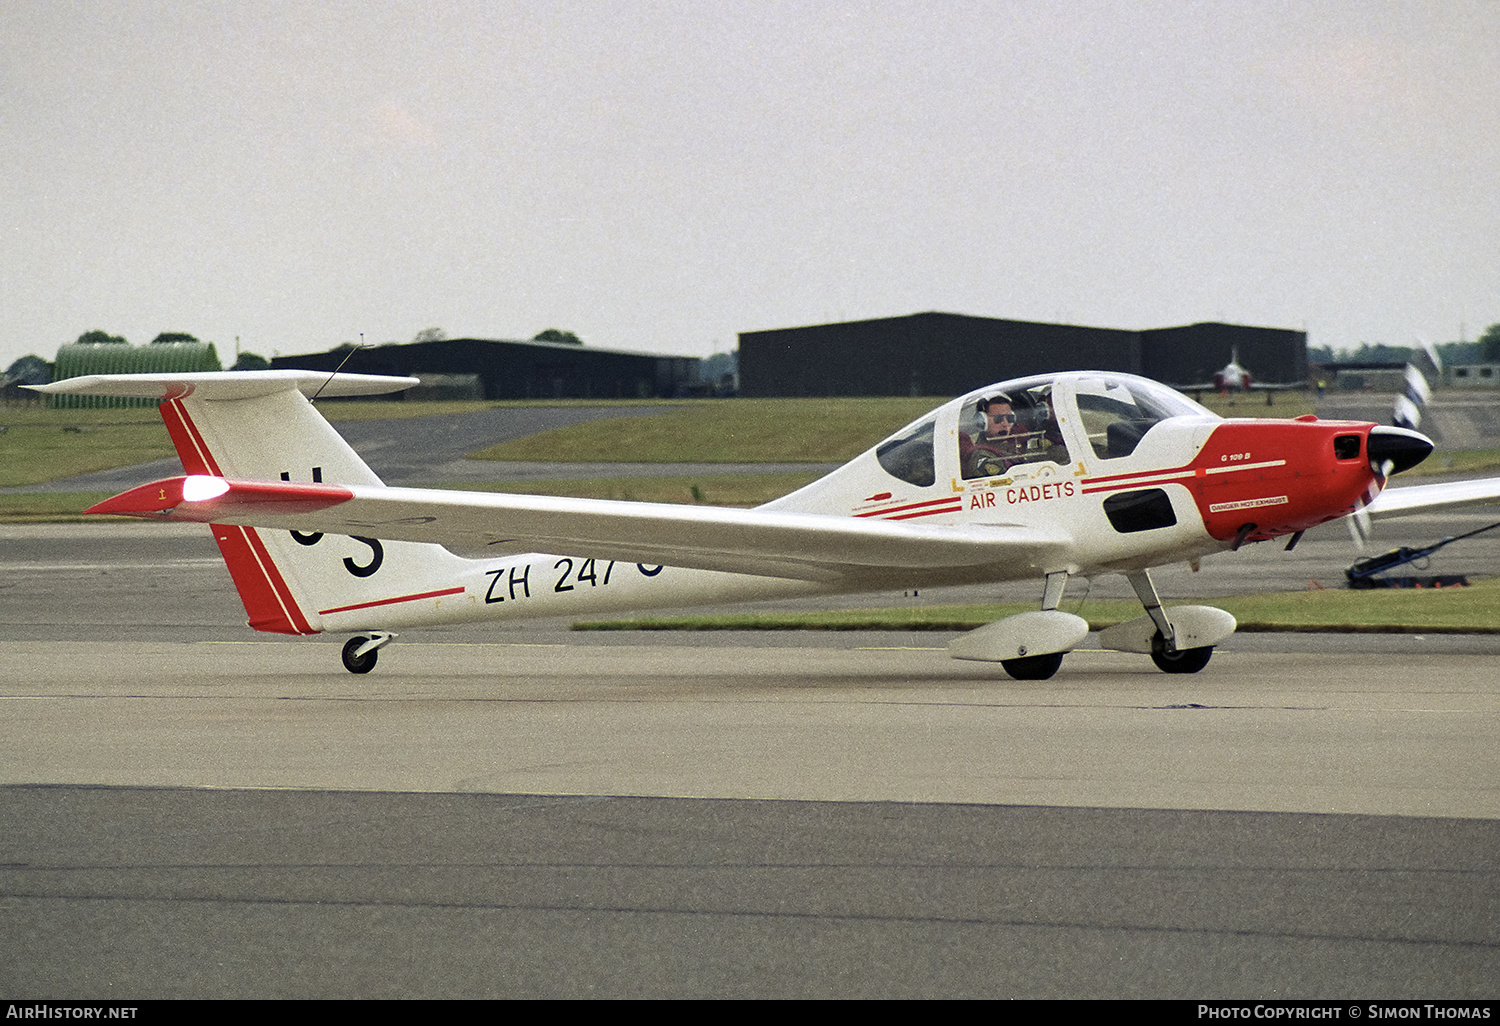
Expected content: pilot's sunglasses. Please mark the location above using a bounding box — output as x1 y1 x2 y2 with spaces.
990 413 1016 422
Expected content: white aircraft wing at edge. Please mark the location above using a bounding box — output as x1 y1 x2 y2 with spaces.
1361 477 1500 521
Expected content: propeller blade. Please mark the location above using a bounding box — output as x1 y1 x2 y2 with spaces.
1393 394 1421 431
1346 507 1371 549
1415 334 1442 375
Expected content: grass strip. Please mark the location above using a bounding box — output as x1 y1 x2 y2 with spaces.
0 424 176 488
467 396 944 463
0 398 663 492
0 492 131 523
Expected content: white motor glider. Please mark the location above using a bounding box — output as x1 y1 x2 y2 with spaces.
35 370 1500 679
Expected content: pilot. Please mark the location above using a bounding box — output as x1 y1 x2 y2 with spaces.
1033 394 1069 462
961 395 1024 477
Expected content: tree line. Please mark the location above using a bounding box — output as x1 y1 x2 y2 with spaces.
1308 324 1500 367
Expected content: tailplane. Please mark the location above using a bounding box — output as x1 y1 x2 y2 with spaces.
34 371 476 634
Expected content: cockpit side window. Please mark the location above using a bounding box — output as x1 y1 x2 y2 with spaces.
876 416 937 487
1074 379 1182 460
958 384 1070 480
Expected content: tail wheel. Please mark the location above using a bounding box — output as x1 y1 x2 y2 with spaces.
342 636 378 674
1150 643 1213 674
1000 652 1064 680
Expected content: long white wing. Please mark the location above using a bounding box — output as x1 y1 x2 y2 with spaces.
90 476 1072 584
1362 477 1500 521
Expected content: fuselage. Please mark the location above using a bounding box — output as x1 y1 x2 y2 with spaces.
313 372 1411 633
761 372 1398 578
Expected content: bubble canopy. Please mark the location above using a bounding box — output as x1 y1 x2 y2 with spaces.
876 372 1219 487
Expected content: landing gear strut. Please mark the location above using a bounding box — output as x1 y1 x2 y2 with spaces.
341 632 395 674
1130 569 1215 674
1094 570 1234 675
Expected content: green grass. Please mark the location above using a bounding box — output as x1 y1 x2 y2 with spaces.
467 393 1341 465
574 577 1500 633
0 492 125 523
467 397 943 463
1404 448 1500 478
0 423 176 487
1191 392 1317 419
0 399 574 492
0 405 163 426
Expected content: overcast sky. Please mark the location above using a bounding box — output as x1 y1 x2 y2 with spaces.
2 0 1496 372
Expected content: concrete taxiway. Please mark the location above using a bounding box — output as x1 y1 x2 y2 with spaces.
2 523 1498 997
5 635 1500 819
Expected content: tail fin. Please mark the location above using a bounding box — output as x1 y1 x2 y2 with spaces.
35 371 476 634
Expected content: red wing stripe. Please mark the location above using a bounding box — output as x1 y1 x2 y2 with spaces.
855 496 964 518
1081 474 1195 495
1083 462 1195 486
319 587 467 616
884 503 963 520
1081 459 1291 495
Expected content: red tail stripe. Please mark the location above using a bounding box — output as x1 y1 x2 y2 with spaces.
209 525 315 635
237 525 317 634
160 398 223 476
319 587 466 616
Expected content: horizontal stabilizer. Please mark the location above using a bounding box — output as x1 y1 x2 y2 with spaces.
28 370 418 401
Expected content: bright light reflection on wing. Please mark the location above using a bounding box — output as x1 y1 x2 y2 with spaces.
182 475 231 502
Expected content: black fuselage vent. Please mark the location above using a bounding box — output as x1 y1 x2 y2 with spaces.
1103 488 1178 533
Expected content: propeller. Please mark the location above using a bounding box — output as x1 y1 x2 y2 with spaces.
1347 426 1433 549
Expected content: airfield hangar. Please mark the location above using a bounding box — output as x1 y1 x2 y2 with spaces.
737 313 1307 397
47 340 223 408
269 337 700 400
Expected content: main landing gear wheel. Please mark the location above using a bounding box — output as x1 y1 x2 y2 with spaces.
342 636 378 674
1000 652 1065 680
1150 643 1214 674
